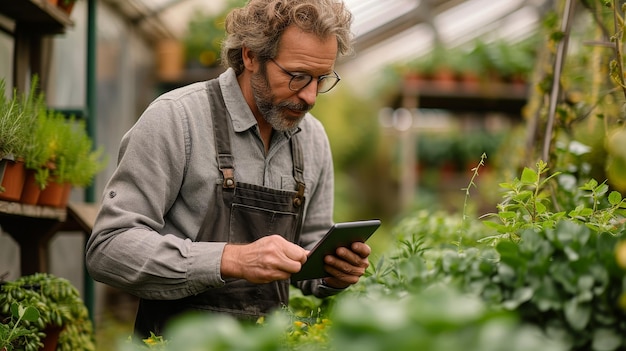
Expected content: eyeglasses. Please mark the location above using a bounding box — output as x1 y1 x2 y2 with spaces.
269 58 341 94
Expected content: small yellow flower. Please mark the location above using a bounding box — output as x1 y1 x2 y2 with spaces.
619 293 626 311
615 241 626 269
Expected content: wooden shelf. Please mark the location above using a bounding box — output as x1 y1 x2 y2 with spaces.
0 0 73 34
0 201 98 275
400 78 529 114
0 200 67 221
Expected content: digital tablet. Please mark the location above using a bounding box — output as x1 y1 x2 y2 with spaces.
291 219 381 281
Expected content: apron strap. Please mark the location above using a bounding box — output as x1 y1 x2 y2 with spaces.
290 136 305 207
206 77 305 202
207 79 236 188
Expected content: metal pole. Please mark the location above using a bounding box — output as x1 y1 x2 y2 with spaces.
84 0 97 326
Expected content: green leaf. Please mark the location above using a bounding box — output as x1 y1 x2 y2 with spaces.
595 183 609 197
536 201 547 214
22 305 39 322
498 211 517 219
581 179 598 191
577 275 594 293
564 246 579 261
482 220 510 233
592 328 622 351
521 167 538 184
534 278 560 311
514 191 532 202
564 299 590 331
608 191 622 205
496 241 521 261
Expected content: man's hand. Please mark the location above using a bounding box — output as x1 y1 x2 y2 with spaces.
321 242 371 289
221 235 308 283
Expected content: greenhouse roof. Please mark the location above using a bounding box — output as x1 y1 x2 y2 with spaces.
101 0 550 88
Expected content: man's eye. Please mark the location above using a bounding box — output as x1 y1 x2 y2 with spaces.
291 75 310 83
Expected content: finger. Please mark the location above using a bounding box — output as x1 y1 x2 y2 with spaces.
335 246 370 267
351 242 372 258
283 242 308 264
324 254 368 276
323 264 361 285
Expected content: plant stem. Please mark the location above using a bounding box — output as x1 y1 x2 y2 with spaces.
543 0 576 163
458 153 486 249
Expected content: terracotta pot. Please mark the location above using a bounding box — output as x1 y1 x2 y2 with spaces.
38 180 71 208
20 170 42 205
57 1 75 16
41 325 63 351
0 159 26 202
156 39 184 81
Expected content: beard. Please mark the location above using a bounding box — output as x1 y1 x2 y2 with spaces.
250 67 313 132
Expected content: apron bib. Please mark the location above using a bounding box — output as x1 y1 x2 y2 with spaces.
134 79 306 337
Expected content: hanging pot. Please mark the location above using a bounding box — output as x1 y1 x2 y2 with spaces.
40 325 64 351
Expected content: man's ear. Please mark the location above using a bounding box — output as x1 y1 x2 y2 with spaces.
242 46 258 71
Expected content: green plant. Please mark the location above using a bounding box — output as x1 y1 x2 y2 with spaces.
518 0 626 193
182 0 246 68
481 160 563 242
348 154 626 350
0 273 96 351
53 117 107 187
23 109 61 189
0 303 42 351
30 113 107 189
0 76 106 191
0 78 41 161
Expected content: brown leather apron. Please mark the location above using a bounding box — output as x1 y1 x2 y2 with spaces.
133 79 306 338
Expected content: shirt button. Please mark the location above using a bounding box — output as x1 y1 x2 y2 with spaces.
109 191 116 198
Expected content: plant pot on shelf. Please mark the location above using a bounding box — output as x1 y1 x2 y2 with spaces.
156 39 185 82
0 158 26 202
37 180 71 208
57 0 75 16
20 170 43 205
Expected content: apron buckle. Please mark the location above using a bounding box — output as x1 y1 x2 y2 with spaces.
293 182 305 207
224 177 235 188
221 168 236 188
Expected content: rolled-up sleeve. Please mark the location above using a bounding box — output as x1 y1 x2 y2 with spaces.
86 91 225 300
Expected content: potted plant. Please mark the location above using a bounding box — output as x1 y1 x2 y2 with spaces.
20 109 58 205
36 115 107 208
57 0 77 16
0 78 41 202
0 273 96 351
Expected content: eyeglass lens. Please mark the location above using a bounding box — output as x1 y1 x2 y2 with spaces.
291 75 339 93
271 59 339 93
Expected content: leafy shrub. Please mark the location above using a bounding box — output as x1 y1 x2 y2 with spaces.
116 160 626 351
0 273 96 351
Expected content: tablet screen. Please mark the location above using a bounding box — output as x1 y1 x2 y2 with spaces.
291 219 381 281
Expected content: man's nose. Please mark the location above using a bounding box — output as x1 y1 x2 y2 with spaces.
297 80 318 106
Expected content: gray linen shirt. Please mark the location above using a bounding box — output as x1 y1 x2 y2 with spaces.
86 68 337 300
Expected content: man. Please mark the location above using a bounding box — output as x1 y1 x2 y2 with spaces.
85 0 370 338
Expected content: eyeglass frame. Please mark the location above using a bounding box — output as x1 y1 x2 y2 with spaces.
268 58 341 94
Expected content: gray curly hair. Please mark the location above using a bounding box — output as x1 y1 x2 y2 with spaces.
221 0 353 75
